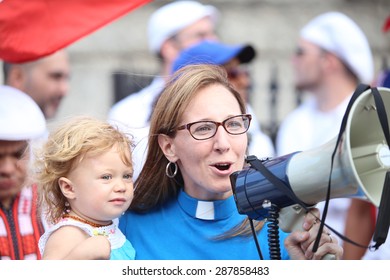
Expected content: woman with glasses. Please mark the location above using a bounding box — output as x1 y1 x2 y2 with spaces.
119 64 343 260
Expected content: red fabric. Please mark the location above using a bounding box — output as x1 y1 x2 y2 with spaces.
383 16 390 33
0 185 43 260
0 0 151 62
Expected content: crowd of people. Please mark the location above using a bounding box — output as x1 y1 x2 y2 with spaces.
1 0 389 260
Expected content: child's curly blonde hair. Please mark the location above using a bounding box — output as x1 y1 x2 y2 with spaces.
34 116 134 225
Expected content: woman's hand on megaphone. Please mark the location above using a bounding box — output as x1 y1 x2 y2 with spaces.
284 208 343 260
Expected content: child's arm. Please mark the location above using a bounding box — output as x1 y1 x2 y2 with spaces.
42 226 111 260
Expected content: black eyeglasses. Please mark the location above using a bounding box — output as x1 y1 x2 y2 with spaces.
176 114 252 140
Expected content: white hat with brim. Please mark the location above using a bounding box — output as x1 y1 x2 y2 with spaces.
300 11 374 84
0 85 46 141
148 1 219 54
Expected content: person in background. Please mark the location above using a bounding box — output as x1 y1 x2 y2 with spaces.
275 12 374 258
0 85 46 259
108 0 219 131
3 49 70 119
171 40 275 158
343 15 390 260
35 116 136 260
119 64 343 260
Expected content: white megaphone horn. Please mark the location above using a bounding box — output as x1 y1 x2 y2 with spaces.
230 86 390 233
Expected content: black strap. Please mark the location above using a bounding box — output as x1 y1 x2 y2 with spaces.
247 156 338 229
370 87 390 250
249 218 264 260
372 87 390 146
246 155 310 211
313 83 370 251
313 85 390 252
373 171 390 249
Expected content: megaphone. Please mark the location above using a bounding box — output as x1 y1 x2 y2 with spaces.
230 86 390 234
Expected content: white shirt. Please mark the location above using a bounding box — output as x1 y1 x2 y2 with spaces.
108 76 165 130
246 104 275 159
276 96 350 156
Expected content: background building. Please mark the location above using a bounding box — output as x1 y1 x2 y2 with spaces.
2 0 389 142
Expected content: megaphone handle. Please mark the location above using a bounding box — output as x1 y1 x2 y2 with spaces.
278 205 336 260
322 253 336 260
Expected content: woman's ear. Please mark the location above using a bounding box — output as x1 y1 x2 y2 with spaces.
58 177 76 200
158 134 178 162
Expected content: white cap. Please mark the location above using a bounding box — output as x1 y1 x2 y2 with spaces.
148 1 219 54
300 11 374 84
0 85 46 141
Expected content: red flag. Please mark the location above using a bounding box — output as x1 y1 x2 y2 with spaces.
0 0 151 62
383 16 390 33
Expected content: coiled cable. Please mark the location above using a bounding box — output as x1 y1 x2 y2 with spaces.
267 204 281 260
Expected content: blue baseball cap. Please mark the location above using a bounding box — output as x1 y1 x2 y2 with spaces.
172 40 256 74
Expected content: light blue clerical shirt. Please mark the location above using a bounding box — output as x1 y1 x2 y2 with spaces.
119 189 290 260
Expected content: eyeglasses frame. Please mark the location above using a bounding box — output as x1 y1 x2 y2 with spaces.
176 114 252 140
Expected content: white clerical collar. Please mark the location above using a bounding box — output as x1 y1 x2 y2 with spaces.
177 189 237 221
195 200 215 220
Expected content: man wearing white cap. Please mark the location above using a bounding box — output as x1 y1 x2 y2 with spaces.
108 0 219 130
0 85 47 259
275 11 374 258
